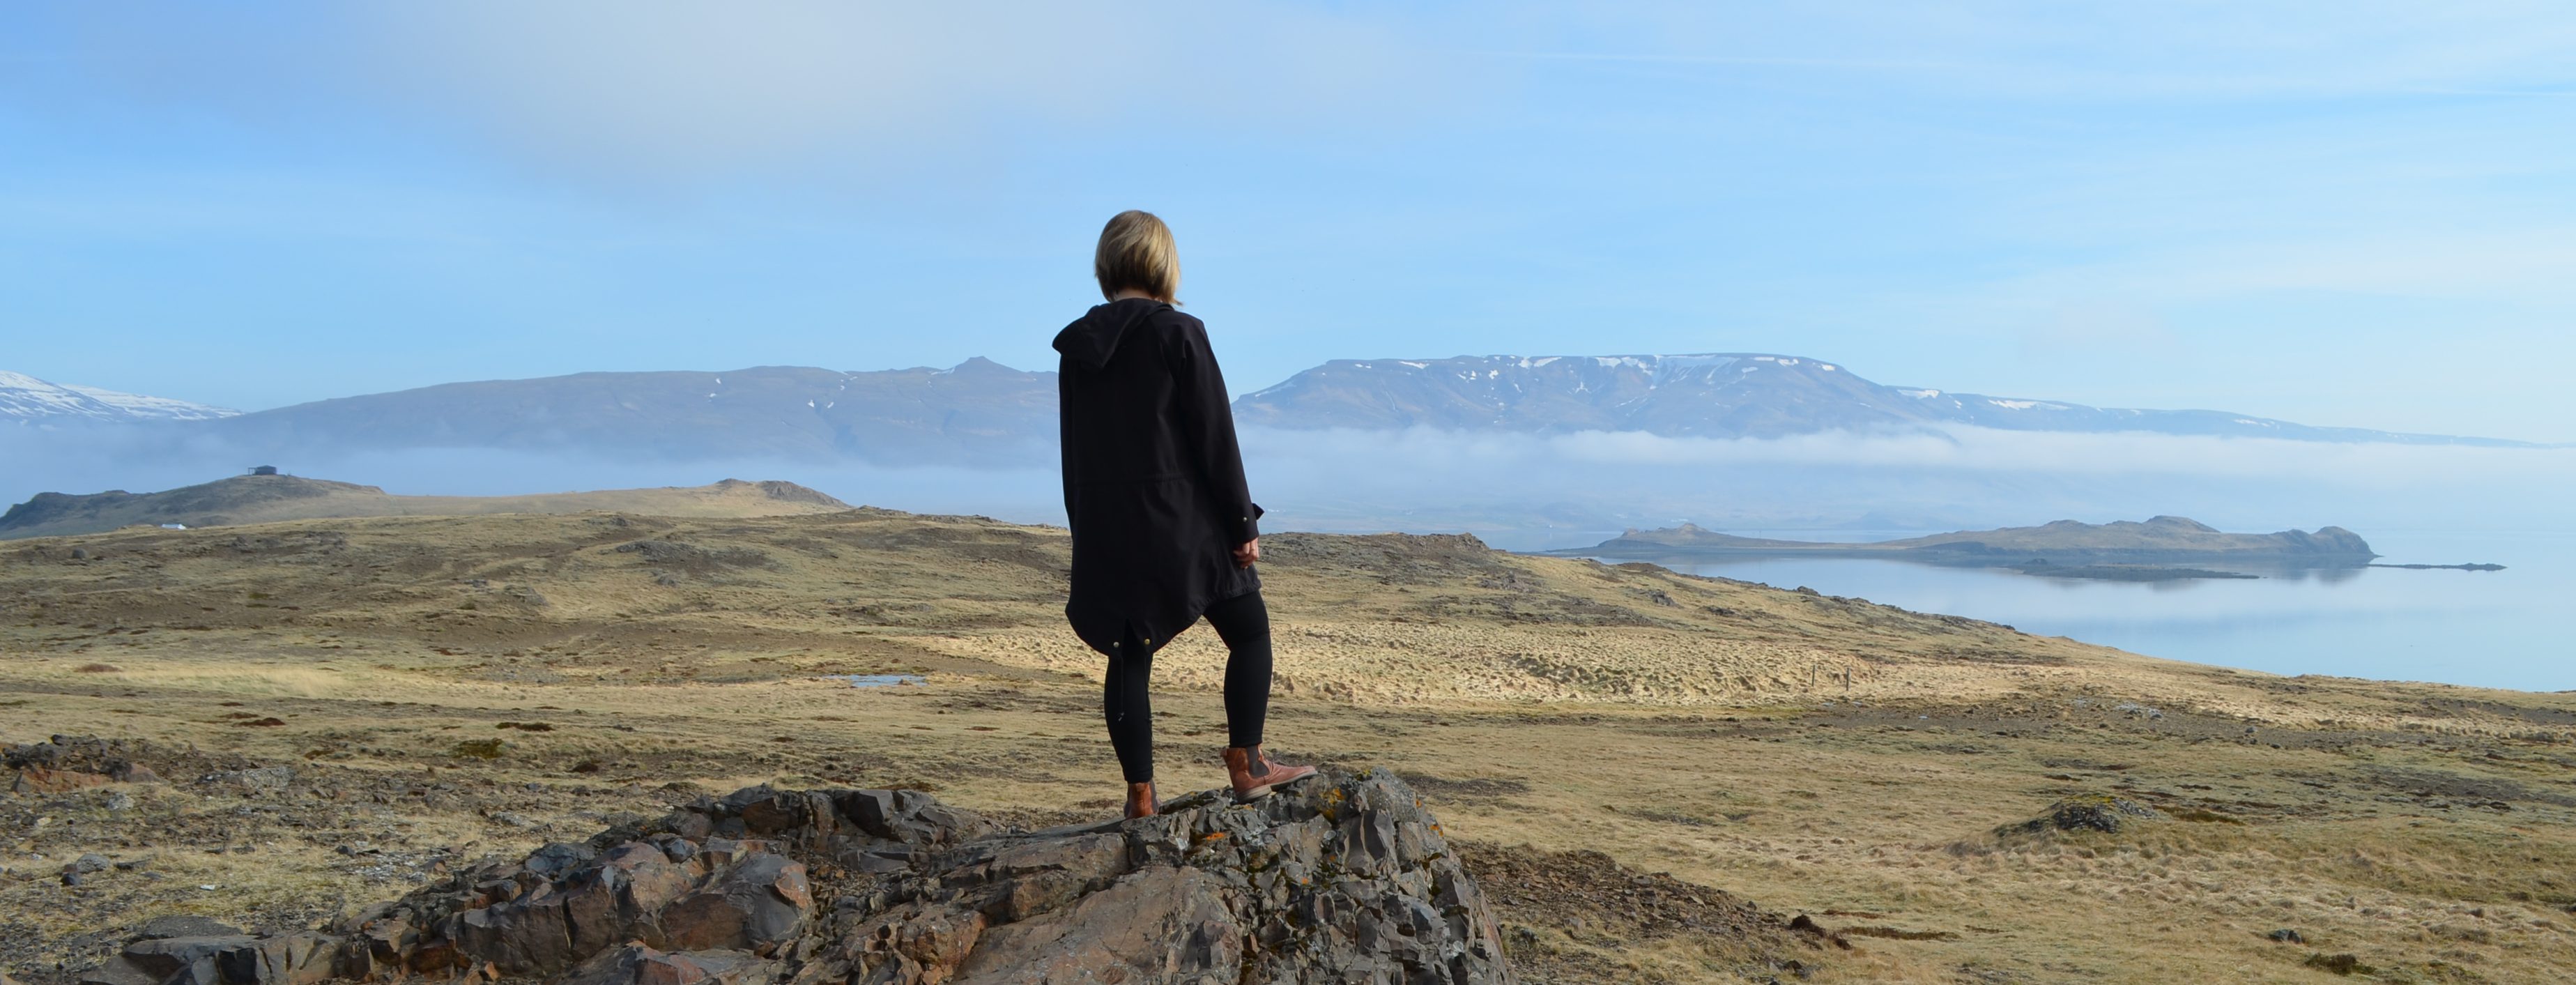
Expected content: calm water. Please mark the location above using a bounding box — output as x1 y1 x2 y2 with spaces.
1586 529 2575 692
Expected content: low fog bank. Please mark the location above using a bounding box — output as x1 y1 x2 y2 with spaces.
0 427 1065 528
6 425 2570 552
1240 427 2576 550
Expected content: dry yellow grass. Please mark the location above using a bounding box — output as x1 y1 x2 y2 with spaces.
4 509 2573 983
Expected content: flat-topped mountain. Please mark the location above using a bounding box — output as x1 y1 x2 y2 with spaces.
1577 515 2377 568
1232 353 2519 445
0 474 850 540
204 360 1055 465
1 370 238 425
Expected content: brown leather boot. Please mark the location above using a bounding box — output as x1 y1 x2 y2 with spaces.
1223 746 1317 802
1123 781 1157 820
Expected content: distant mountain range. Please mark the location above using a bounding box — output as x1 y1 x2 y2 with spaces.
1 352 2531 462
209 359 1055 465
0 474 850 540
1 371 238 424
1233 353 2524 445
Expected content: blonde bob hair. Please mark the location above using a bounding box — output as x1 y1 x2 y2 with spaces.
1094 210 1180 303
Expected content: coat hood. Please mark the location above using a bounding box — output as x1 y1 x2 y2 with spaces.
1052 298 1167 370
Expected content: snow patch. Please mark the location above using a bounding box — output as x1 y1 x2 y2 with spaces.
1 370 240 422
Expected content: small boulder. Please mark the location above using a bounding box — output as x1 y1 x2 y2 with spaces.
121 935 260 984
658 851 812 952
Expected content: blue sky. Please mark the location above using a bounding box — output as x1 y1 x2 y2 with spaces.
5 3 2573 441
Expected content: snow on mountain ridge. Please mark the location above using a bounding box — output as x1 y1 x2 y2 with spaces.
1229 351 2531 446
0 370 238 422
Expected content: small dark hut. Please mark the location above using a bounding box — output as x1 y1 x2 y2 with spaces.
247 465 279 476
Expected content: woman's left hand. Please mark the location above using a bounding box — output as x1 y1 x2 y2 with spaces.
1232 538 1261 568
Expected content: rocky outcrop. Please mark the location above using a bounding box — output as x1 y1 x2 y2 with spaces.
86 769 1514 985
2000 795 2161 835
7 735 169 793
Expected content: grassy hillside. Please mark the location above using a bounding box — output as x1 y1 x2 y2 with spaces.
0 475 850 539
3 510 2572 982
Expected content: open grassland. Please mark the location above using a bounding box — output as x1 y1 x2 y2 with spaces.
4 510 2575 983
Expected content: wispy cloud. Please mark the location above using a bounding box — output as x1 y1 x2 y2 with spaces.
28 2 1473 183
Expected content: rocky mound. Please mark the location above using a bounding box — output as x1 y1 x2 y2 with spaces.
77 770 1514 985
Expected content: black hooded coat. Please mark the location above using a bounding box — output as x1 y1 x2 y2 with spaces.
1052 298 1263 656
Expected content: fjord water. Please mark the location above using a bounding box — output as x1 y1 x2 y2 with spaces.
1589 528 2576 692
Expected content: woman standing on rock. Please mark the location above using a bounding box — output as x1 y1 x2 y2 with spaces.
1053 210 1317 820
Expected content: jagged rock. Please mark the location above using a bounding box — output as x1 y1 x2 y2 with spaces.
125 769 1512 985
657 848 813 952
117 936 271 985
946 865 1241 981
811 770 1513 984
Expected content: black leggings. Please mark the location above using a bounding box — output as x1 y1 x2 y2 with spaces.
1103 590 1272 784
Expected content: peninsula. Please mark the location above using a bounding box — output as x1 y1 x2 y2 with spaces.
1560 515 2379 578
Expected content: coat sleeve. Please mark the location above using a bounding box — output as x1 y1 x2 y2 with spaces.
1057 359 1078 524
1169 321 1261 544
